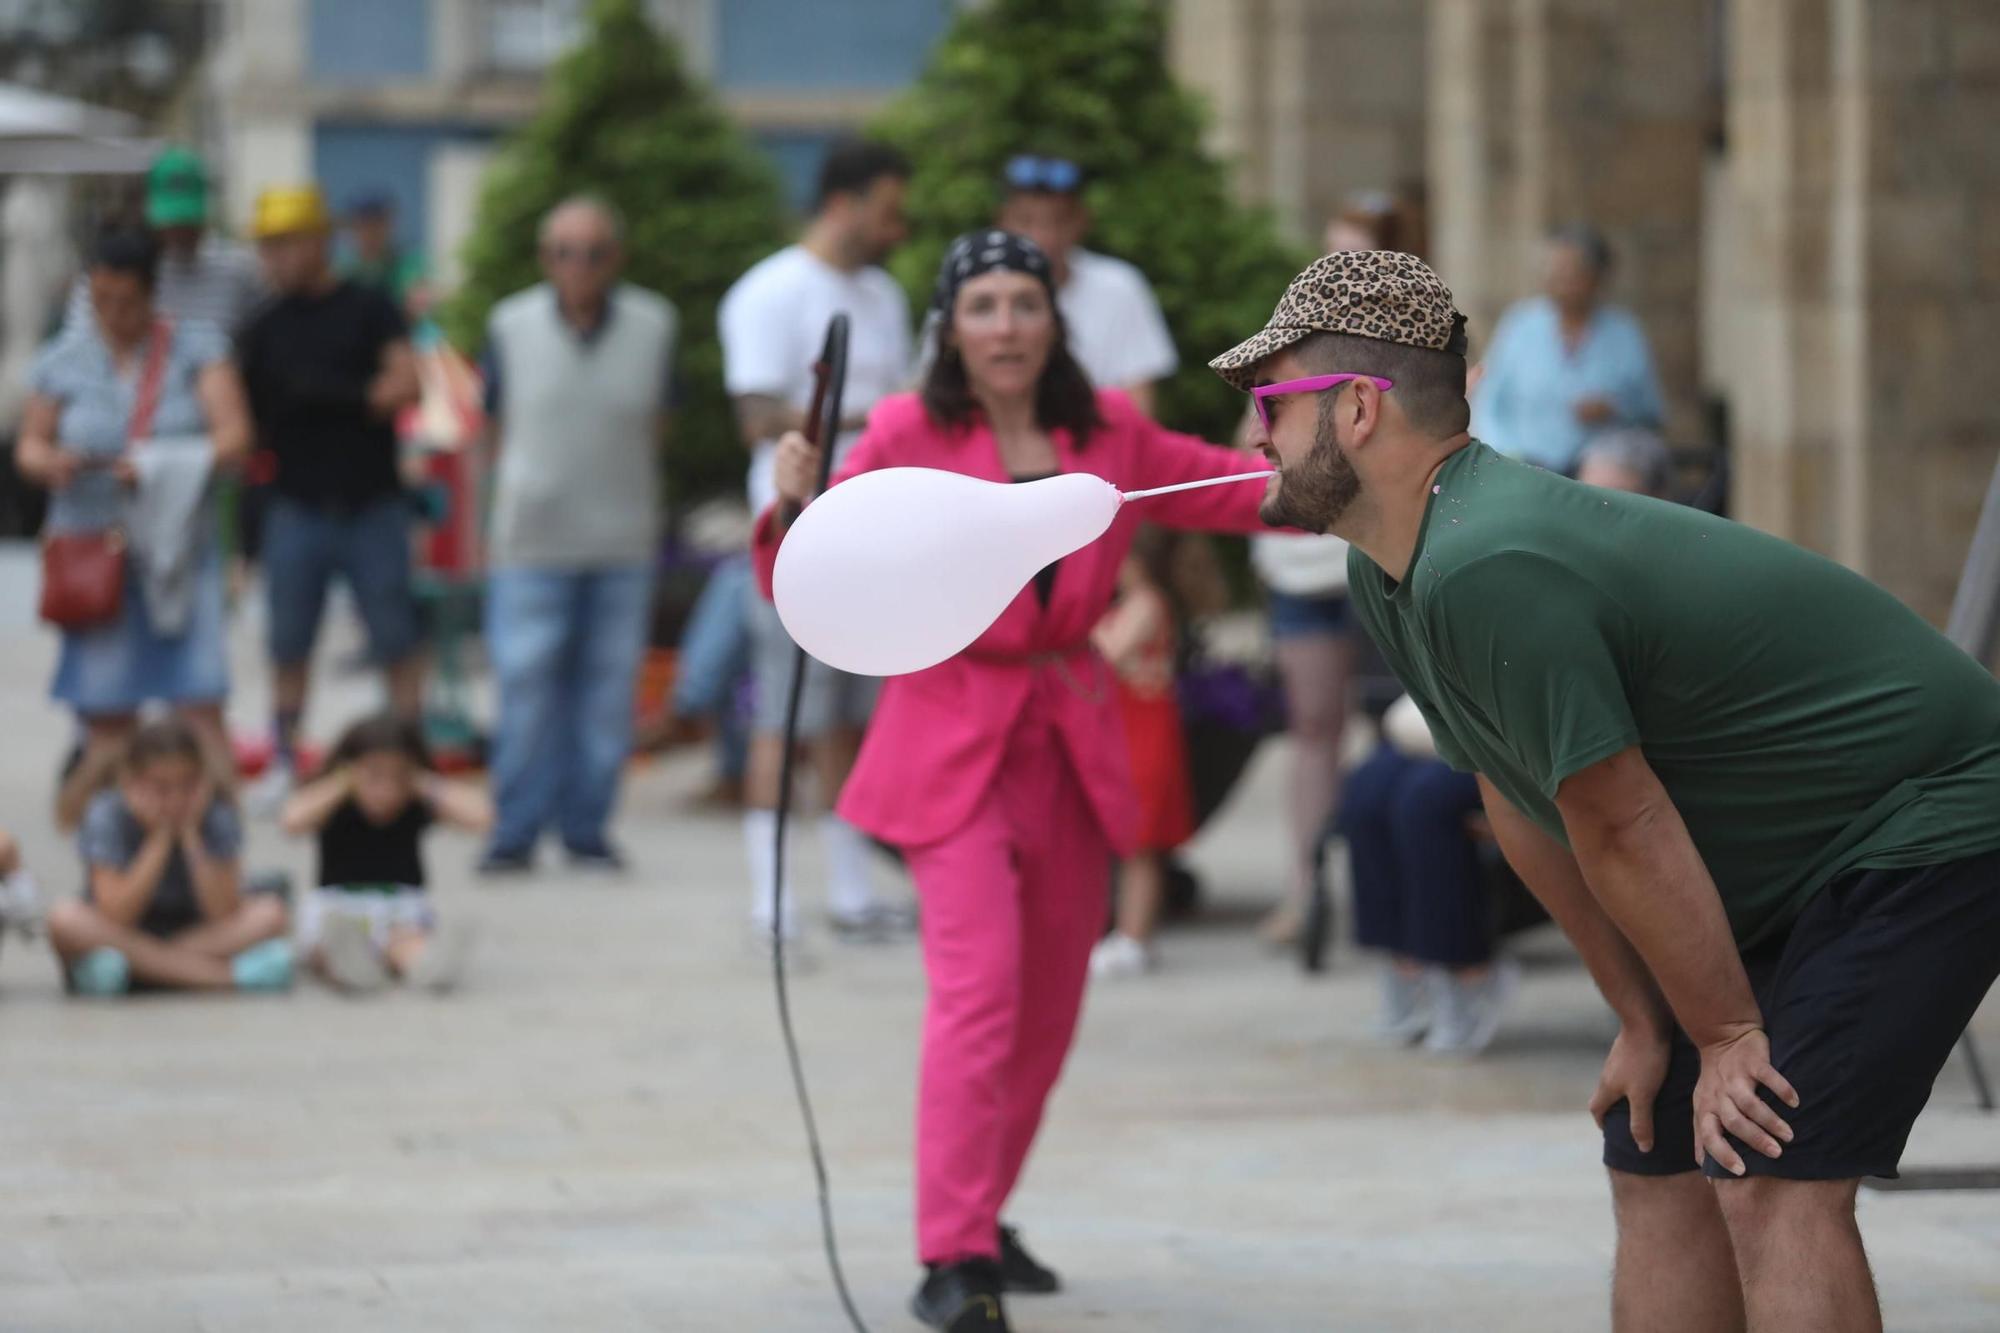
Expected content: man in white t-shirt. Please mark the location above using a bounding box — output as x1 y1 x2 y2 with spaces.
718 140 915 943
994 154 1178 415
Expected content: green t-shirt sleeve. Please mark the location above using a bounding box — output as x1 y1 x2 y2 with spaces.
1432 551 1642 799
1410 691 1478 771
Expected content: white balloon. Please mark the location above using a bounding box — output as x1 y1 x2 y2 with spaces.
774 468 1123 676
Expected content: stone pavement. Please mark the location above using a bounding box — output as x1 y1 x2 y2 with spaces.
0 545 1994 1331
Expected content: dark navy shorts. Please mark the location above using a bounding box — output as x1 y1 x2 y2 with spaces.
1602 849 2000 1181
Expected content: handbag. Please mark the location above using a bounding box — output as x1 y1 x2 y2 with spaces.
38 321 170 631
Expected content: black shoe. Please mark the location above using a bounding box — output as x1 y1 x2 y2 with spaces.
563 840 627 873
911 1259 1010 1331
998 1224 1061 1294
476 846 535 878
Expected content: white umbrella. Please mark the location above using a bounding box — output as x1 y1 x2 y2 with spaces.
0 82 156 174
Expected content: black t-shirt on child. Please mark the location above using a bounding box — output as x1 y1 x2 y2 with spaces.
317 797 433 890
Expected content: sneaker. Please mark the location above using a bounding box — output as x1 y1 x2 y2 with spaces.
1422 958 1522 1057
476 845 536 879
231 939 296 992
318 917 391 992
997 1225 1061 1295
245 869 294 907
562 840 627 874
1371 967 1432 1046
70 947 131 996
829 902 916 943
1089 932 1153 979
0 871 43 939
246 760 295 820
911 1259 1010 1331
747 923 818 974
404 920 474 994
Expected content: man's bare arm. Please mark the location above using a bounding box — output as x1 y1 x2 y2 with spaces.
1550 749 1758 1048
733 393 870 449
1477 775 1669 1035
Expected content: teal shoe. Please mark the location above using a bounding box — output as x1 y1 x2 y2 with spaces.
231 939 295 992
70 947 131 996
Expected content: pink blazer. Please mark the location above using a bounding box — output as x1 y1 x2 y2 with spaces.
754 389 1273 853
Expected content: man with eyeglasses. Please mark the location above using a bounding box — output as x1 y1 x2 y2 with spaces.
994 154 1177 416
475 196 678 875
1216 249 2000 1332
719 140 915 946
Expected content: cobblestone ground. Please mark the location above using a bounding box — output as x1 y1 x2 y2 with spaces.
0 549 1993 1331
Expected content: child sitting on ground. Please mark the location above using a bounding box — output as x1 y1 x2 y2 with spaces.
282 713 491 993
48 718 293 995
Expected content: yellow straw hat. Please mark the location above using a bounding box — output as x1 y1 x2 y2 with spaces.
249 185 332 240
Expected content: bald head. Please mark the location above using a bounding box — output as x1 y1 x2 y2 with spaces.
539 195 624 311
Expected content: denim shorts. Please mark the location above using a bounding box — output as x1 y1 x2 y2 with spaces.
1268 590 1353 640
52 551 229 717
263 493 420 667
747 586 877 737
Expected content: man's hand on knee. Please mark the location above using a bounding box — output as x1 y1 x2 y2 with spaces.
1693 1027 1799 1174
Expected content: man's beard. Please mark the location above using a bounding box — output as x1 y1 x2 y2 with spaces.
1260 398 1361 532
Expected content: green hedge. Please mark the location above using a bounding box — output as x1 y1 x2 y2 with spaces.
871 0 1308 444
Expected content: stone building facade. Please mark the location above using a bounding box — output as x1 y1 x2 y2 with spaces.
1173 0 2000 628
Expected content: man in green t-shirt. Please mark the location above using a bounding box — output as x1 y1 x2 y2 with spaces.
1211 250 2000 1333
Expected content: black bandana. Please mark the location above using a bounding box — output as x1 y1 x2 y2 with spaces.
931 229 1056 314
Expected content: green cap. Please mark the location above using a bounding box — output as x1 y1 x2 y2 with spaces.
146 147 209 228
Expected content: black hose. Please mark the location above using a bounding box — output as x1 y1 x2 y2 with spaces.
769 313 872 1332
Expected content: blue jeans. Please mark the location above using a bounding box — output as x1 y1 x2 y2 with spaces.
263 493 420 666
672 556 751 783
486 565 653 854
1338 743 1492 968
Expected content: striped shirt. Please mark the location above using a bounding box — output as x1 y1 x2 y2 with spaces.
61 234 265 346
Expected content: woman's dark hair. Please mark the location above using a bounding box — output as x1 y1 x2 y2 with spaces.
91 226 160 292
123 715 204 774
328 711 432 772
921 301 1103 446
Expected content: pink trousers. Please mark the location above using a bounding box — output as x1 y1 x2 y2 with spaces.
902 705 1110 1264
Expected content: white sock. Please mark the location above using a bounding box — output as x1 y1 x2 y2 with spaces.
820 815 879 920
743 809 794 934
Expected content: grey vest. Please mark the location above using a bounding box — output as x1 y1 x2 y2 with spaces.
488 283 676 569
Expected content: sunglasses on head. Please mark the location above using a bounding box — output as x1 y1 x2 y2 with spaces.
1004 155 1082 194
546 242 612 266
1251 373 1395 434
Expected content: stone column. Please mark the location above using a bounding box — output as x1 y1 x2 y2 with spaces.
1170 0 1426 242
1427 0 1710 443
1723 0 1999 622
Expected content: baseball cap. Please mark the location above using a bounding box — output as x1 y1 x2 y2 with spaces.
1210 250 1466 390
145 147 209 228
249 185 332 240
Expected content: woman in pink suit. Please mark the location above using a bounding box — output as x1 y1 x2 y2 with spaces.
756 231 1271 1333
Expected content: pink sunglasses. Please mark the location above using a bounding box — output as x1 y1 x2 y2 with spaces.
1251 373 1394 433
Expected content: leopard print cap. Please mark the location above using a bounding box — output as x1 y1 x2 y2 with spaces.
1210 250 1463 389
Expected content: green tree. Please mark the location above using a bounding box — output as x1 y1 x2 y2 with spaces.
445 0 791 502
871 0 1307 443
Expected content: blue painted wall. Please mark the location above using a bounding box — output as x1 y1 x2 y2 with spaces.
308 0 433 83
754 129 846 215
718 0 949 91
314 122 494 260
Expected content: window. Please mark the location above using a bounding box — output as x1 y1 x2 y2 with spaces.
482 0 585 72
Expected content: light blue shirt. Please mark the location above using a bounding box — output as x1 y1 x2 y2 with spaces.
1469 296 1664 472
